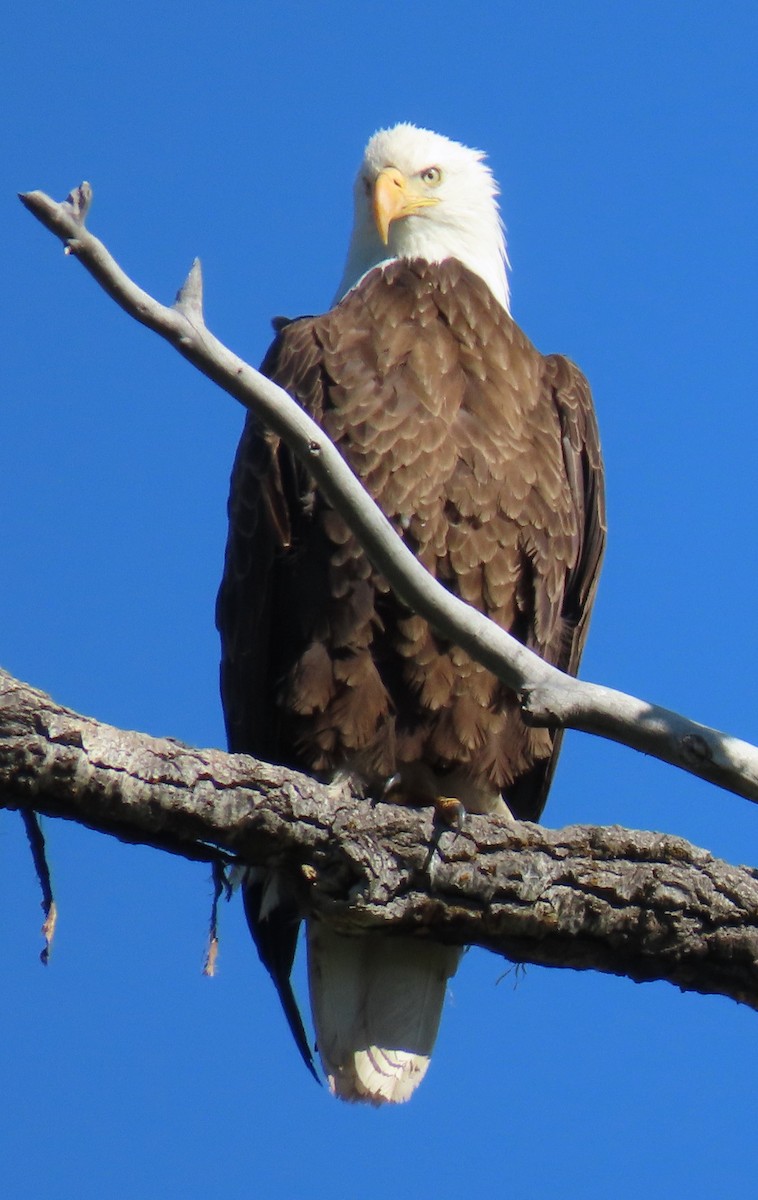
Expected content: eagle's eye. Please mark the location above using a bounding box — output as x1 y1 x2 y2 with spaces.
420 166 443 187
362 175 371 197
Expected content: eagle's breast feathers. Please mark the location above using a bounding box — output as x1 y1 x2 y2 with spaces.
218 258 604 822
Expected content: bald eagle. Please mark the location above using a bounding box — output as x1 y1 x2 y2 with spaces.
217 123 605 1103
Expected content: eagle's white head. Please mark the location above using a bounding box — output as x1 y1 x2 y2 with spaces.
334 123 510 312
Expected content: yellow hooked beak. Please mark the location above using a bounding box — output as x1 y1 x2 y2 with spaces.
372 167 440 245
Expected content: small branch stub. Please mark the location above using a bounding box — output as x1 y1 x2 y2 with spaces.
682 733 713 765
64 181 92 224
174 258 205 323
62 182 92 254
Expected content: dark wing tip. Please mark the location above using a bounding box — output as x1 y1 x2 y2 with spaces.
242 876 321 1086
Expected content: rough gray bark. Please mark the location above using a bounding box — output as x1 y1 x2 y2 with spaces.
3 668 758 1011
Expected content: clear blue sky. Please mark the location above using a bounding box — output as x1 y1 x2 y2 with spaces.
3 4 758 1196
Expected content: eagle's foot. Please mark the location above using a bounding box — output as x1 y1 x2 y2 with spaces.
381 766 466 827
431 795 466 828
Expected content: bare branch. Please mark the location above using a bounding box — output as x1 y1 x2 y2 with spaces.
2 667 758 1010
19 184 758 803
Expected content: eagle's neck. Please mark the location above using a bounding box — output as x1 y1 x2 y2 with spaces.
334 211 510 313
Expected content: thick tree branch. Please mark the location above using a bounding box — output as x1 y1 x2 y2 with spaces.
2 667 758 1011
18 184 758 803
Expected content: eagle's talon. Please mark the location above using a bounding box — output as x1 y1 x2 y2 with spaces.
383 770 465 827
433 796 466 829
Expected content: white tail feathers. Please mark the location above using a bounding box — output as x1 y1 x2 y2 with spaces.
307 924 462 1104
